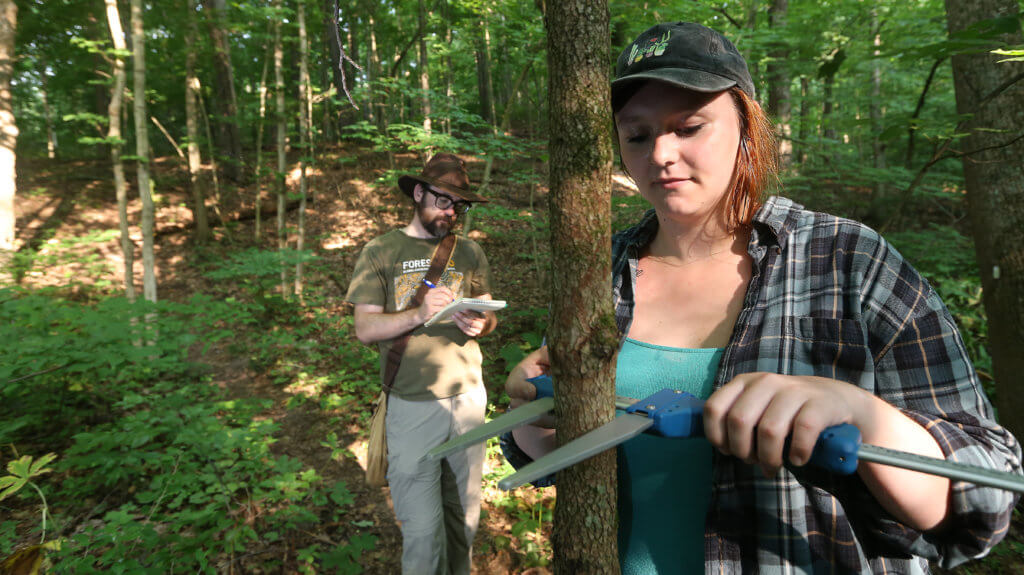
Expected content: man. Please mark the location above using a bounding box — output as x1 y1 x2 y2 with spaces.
346 153 497 575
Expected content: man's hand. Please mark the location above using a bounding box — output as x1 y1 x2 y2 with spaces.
417 285 455 324
453 310 487 336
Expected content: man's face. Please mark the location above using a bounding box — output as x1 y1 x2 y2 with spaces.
415 187 459 238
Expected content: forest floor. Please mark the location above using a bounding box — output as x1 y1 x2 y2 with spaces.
11 145 1024 574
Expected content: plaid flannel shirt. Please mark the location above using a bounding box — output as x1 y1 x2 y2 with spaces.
610 196 1021 573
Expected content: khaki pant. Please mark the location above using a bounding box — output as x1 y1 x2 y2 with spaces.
386 386 487 575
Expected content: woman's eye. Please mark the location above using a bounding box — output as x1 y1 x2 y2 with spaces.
625 132 648 144
678 124 704 136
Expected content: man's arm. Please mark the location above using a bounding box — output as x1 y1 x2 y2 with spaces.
352 286 456 344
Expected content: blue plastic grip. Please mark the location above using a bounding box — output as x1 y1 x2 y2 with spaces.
624 389 704 438
522 379 863 475
806 423 862 475
526 374 554 399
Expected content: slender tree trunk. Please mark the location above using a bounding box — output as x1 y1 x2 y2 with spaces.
274 6 288 294
131 0 156 304
475 13 496 126
295 0 310 297
442 0 452 135
418 0 432 136
0 0 16 286
797 75 809 165
104 0 134 300
185 0 209 244
545 1 619 573
368 12 379 127
40 72 56 159
767 0 791 169
255 38 271 241
203 0 244 187
944 0 1024 436
868 9 887 220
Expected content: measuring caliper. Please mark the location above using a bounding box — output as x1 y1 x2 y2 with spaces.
423 375 1024 493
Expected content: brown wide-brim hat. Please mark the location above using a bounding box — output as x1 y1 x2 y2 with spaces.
398 153 488 204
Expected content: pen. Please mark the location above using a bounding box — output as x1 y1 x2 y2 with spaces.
422 278 437 289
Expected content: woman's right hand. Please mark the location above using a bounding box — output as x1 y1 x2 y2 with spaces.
505 346 556 429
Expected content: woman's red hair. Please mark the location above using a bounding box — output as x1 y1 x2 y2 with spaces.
725 87 778 230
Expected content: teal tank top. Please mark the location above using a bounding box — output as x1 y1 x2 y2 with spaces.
615 338 723 575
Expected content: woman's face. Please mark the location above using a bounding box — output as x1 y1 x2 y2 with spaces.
615 82 742 224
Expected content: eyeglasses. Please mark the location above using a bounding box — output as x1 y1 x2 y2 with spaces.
426 188 473 214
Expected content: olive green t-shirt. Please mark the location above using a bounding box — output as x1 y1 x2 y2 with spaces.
345 230 493 400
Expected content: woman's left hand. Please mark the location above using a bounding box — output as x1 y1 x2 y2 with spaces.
703 372 871 478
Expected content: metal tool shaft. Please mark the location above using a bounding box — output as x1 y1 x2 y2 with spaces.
858 444 1024 493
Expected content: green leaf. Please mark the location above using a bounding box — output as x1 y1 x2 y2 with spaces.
0 476 27 501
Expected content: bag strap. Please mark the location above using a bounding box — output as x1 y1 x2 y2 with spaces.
381 233 457 395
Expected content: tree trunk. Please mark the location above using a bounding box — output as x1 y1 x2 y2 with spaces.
104 0 134 300
797 75 809 165
418 0 431 135
442 0 452 135
186 0 210 245
544 1 619 573
131 0 156 303
295 0 310 297
475 13 496 126
867 8 887 221
255 35 271 241
202 0 244 187
767 0 791 169
368 12 380 127
274 5 288 294
944 0 1024 437
40 72 56 159
0 0 16 286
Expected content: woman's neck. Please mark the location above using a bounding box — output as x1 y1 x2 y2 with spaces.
649 213 741 262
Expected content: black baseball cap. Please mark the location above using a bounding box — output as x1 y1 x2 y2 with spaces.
612 22 755 112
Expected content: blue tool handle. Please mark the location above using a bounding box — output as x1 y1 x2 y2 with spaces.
526 374 554 399
523 380 864 475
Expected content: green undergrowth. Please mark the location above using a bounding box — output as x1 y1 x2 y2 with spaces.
0 249 381 573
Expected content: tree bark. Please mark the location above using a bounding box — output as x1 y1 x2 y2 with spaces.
475 12 496 126
40 72 56 159
202 0 244 187
130 0 156 303
418 0 432 135
185 0 209 244
0 0 16 286
767 0 791 168
868 9 887 220
944 0 1024 436
105 0 135 300
295 0 310 297
544 1 619 573
274 4 288 294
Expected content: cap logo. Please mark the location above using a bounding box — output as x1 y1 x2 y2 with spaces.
628 30 671 66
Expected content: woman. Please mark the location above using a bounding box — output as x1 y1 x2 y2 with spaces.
503 21 1021 574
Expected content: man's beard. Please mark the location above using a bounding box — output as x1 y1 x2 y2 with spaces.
417 200 456 238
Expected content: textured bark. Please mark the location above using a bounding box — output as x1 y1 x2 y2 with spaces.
295 2 310 296
202 0 244 187
0 0 16 286
544 1 619 573
130 0 156 303
418 0 431 134
868 9 887 217
475 13 496 126
944 0 1024 436
185 0 209 244
273 5 288 294
105 0 135 300
767 0 791 168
